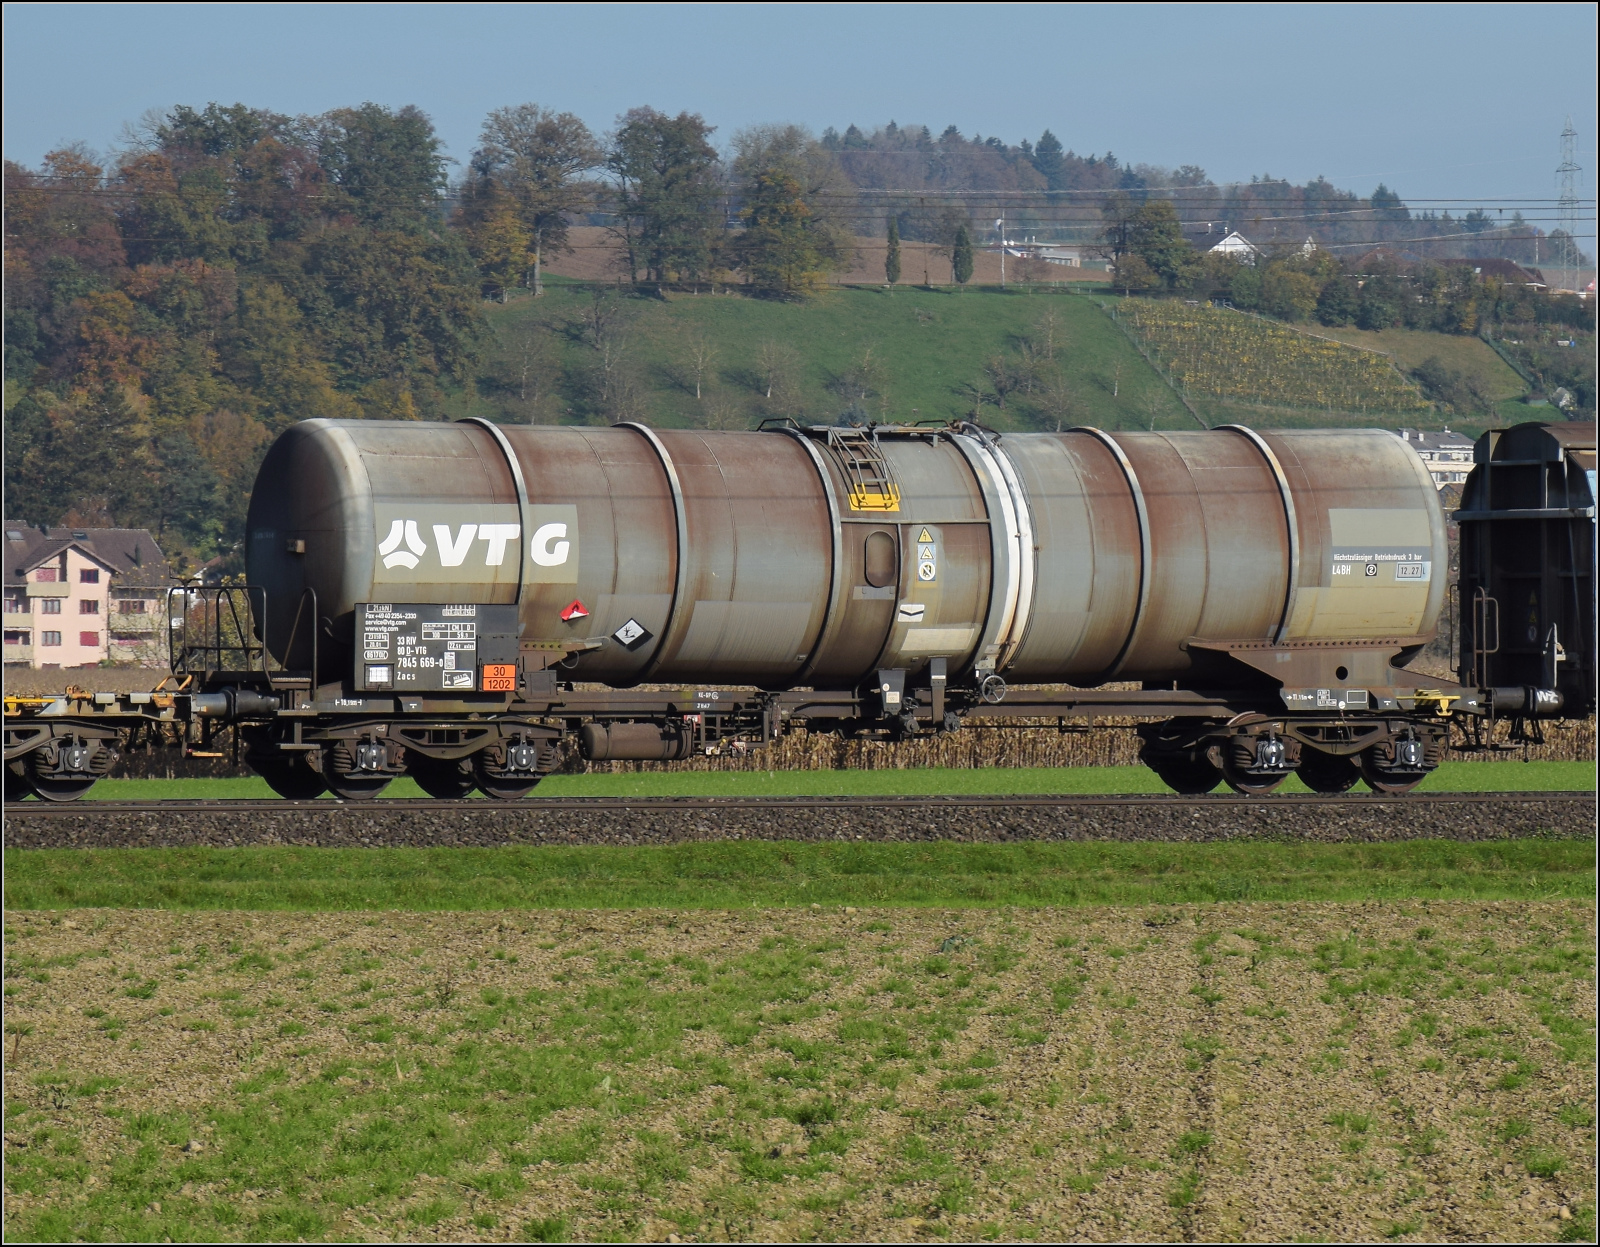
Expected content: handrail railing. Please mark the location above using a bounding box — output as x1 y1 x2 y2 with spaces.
167 584 315 686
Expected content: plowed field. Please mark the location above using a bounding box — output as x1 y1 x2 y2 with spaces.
4 903 1593 1242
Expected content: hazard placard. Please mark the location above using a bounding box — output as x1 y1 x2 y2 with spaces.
481 663 516 692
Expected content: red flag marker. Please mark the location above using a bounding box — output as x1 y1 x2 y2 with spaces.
560 600 589 622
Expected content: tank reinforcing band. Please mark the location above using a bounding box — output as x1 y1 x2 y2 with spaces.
459 417 531 604
1217 425 1300 644
949 430 1035 676
616 422 689 680
985 435 1039 672
779 428 847 687
1070 427 1152 682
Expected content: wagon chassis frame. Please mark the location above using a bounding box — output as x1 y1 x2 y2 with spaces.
7 636 1488 801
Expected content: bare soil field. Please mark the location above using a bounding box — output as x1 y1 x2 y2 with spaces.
4 902 1592 1242
542 226 1110 288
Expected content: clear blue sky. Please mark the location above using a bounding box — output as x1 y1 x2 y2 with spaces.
4 2 1595 206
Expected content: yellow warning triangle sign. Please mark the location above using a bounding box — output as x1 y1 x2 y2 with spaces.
917 527 934 543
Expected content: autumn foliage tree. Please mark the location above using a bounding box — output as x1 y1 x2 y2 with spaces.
456 104 599 299
4 101 483 570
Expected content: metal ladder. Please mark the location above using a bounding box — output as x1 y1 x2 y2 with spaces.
824 428 901 512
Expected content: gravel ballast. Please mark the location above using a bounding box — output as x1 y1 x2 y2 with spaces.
4 793 1590 850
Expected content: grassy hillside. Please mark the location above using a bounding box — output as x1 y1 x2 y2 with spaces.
1304 323 1531 426
454 283 1496 435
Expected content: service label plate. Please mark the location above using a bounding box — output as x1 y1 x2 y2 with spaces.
355 603 519 692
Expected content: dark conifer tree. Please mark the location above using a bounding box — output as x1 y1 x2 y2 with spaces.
952 224 974 286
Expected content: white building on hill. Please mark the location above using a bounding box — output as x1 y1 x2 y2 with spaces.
1208 231 1260 263
1395 428 1476 489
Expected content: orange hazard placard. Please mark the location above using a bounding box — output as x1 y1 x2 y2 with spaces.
481 663 516 692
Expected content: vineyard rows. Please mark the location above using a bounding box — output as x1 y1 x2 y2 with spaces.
1121 302 1431 414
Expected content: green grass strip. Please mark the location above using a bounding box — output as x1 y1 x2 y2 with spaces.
5 841 1592 912
79 760 1597 802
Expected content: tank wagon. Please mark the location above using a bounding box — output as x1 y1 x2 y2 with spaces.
6 418 1585 802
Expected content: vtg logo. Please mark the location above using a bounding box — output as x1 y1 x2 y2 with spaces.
373 505 578 583
377 521 569 570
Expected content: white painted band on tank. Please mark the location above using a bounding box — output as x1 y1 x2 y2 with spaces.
616 422 687 680
1069 427 1152 681
1217 425 1300 644
987 438 1038 672
949 434 1030 675
459 417 530 604
781 429 846 687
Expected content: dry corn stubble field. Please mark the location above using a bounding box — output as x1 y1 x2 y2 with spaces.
3 902 1594 1243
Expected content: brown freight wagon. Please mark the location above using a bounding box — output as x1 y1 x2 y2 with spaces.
5 419 1586 802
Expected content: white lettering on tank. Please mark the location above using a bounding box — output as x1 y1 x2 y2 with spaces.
378 519 426 570
477 523 522 566
530 522 570 567
433 524 478 567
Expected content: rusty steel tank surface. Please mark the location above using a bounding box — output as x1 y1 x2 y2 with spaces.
246 420 1447 689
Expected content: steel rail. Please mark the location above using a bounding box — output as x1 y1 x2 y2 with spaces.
5 791 1584 817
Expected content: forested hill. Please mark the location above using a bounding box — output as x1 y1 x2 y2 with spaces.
4 103 482 570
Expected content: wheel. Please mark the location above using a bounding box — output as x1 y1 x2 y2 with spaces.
324 773 393 801
473 749 542 800
22 746 100 802
257 758 328 800
320 742 396 801
1220 756 1288 795
475 774 541 801
410 757 477 799
5 764 33 803
26 776 96 802
1298 749 1362 794
1358 749 1427 795
1148 757 1223 795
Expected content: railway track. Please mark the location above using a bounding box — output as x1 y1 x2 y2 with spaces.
3 790 1588 815
5 790 1589 850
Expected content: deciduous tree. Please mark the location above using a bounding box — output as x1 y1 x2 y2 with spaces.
466 104 600 296
1113 254 1157 294
1128 199 1199 289
606 108 721 288
729 125 851 297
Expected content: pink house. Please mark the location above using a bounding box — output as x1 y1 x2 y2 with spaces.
4 524 173 669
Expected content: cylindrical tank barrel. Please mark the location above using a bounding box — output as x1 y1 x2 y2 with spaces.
246 420 1446 688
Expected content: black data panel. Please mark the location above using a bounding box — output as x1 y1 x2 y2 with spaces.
356 603 519 692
